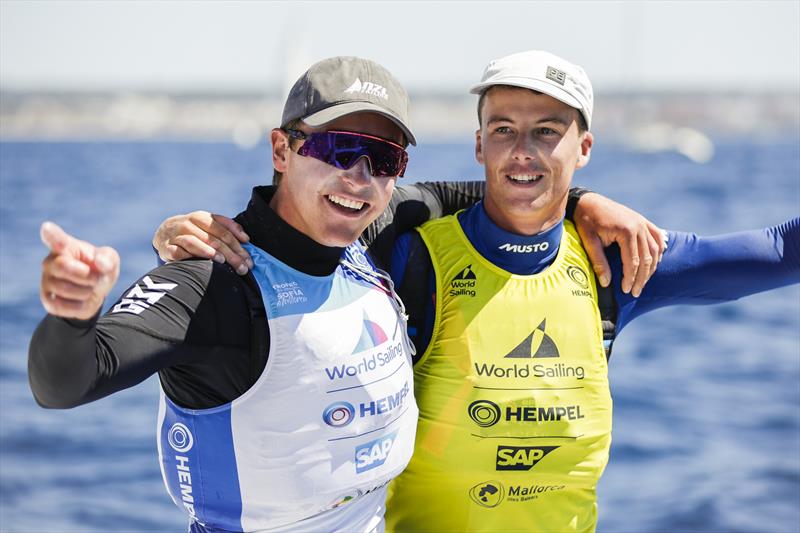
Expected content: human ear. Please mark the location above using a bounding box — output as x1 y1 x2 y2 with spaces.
576 131 593 169
475 129 484 165
271 129 290 172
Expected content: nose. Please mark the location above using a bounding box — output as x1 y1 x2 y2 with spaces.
511 133 537 161
342 156 373 186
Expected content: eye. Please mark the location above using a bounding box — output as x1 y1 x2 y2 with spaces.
493 126 513 135
536 127 560 136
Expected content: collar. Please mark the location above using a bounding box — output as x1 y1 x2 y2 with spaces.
458 201 563 275
234 186 345 276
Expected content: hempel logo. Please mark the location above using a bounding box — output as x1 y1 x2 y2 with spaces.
167 423 197 520
112 276 177 315
467 399 585 427
343 78 389 100
322 382 411 427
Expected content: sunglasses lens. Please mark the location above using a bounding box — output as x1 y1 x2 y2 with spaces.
296 131 407 177
370 146 407 177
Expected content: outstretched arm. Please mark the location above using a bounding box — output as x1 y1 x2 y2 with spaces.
30 222 246 409
613 217 800 332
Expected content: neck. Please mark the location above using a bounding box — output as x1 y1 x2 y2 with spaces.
483 196 568 236
235 186 345 276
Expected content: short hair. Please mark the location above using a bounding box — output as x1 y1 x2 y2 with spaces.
476 86 588 133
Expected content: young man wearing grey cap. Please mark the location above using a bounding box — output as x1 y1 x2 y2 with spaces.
381 50 799 532
29 56 437 533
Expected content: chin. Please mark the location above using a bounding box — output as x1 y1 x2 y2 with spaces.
318 229 361 248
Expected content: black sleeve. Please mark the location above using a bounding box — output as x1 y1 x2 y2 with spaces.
361 181 486 268
394 231 436 363
28 260 259 410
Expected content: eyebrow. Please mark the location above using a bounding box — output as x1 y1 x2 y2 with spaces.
486 114 571 126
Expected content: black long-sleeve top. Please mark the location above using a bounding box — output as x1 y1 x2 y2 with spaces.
28 182 485 410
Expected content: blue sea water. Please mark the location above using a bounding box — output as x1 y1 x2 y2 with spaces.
0 138 798 532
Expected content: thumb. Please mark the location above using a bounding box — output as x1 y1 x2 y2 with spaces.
582 233 612 288
93 246 120 275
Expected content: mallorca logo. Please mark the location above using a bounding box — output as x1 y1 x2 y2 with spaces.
352 311 389 354
468 399 501 427
495 445 559 471
343 78 389 100
450 265 477 297
504 318 560 358
469 481 504 508
112 276 177 315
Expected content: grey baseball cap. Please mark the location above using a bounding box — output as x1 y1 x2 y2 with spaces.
281 56 416 145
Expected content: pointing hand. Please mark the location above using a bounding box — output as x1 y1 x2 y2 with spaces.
39 221 120 320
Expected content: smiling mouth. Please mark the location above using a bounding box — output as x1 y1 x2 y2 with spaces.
506 174 544 183
327 194 368 213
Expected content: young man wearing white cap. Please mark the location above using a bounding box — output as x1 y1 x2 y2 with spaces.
30 56 428 533
381 50 799 532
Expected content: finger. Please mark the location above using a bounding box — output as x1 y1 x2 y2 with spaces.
202 234 250 275
207 214 254 270
171 235 218 261
92 247 119 275
210 214 250 243
647 221 667 262
617 231 640 295
177 230 249 275
40 221 76 255
645 229 661 279
42 275 97 301
46 253 95 283
581 233 612 288
162 244 193 262
631 232 654 298
40 289 96 318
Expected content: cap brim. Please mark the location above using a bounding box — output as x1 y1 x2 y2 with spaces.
300 101 417 146
469 77 582 111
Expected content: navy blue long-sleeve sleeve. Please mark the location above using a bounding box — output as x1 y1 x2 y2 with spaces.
611 217 800 332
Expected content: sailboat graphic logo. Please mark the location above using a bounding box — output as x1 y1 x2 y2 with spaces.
503 319 560 358
352 312 389 354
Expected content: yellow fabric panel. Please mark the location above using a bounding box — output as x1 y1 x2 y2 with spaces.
386 216 612 533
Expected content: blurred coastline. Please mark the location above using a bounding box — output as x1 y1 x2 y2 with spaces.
2 90 798 146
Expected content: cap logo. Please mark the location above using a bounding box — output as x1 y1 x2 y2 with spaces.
343 78 389 100
546 66 566 86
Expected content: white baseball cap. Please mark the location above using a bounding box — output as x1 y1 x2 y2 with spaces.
469 50 594 130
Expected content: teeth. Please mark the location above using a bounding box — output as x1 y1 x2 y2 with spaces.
508 174 543 183
328 194 365 210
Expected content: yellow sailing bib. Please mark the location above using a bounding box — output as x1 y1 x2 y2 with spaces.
386 216 612 533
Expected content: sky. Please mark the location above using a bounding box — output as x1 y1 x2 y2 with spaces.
1 0 799 93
